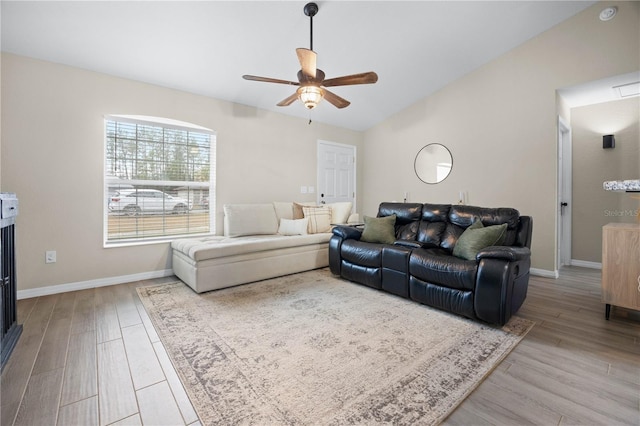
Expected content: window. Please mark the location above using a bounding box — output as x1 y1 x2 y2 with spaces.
104 115 216 245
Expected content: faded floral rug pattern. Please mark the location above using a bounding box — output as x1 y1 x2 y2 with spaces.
137 268 533 425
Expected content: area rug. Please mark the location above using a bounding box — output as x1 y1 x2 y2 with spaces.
137 268 533 425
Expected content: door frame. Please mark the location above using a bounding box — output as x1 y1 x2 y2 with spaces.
316 140 357 212
557 116 572 269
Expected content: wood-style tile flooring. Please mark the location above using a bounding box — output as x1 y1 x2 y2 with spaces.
1 276 199 426
447 266 640 425
1 267 639 425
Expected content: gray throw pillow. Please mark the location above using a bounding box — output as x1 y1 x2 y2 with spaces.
361 214 397 244
453 220 507 260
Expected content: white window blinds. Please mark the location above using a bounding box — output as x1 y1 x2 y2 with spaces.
104 116 216 245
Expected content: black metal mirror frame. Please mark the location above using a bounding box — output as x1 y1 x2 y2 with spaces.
414 143 453 184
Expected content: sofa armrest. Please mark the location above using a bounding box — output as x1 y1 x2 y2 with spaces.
329 226 361 276
474 250 531 325
476 246 530 262
332 226 362 240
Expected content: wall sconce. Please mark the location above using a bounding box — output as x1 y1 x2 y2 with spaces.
603 134 615 149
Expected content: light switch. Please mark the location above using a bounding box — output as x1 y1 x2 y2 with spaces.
300 186 308 194
308 186 315 193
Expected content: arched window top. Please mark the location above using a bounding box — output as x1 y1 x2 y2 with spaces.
105 115 215 135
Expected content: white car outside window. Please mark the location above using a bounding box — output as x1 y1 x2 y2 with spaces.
108 189 192 216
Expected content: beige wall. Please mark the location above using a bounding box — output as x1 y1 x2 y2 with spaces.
1 53 363 292
571 97 640 263
362 2 639 273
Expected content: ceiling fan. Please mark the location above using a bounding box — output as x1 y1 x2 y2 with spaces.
242 2 378 110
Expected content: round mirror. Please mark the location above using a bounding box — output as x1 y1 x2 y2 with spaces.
414 143 453 184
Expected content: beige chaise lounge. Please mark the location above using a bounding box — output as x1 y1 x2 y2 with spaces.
171 201 355 293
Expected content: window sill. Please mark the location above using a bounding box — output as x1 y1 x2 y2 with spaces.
103 232 216 249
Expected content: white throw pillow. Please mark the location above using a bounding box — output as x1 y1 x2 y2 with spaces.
327 202 353 224
278 218 309 236
302 206 332 234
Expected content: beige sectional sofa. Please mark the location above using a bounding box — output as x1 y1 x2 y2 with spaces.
171 201 355 293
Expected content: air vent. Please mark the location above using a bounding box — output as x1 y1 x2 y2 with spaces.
613 81 640 98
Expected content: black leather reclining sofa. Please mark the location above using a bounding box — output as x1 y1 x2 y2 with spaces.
329 202 533 325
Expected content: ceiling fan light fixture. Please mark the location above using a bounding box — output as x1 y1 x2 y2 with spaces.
242 2 377 110
297 85 325 109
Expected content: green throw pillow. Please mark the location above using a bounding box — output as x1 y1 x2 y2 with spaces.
360 214 397 244
453 220 507 260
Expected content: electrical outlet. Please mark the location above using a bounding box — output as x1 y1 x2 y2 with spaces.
308 186 315 193
45 250 56 264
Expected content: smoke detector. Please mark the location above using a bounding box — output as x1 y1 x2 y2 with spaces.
599 6 617 21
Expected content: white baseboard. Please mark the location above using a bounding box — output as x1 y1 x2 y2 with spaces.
17 269 175 300
529 261 602 280
569 259 602 270
15 262 597 299
530 268 559 279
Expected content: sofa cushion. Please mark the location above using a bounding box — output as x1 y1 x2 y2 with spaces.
302 206 332 234
377 202 423 224
224 204 278 237
417 221 447 247
421 203 451 222
378 202 422 237
440 223 465 252
453 220 507 260
361 214 397 244
341 239 383 267
172 233 331 261
278 218 308 236
396 221 419 240
409 248 477 291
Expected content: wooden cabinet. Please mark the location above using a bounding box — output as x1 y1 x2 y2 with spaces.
601 223 640 319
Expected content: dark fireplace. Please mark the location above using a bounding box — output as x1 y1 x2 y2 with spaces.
1 193 21 370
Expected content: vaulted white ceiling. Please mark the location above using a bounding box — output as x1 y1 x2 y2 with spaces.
1 1 596 131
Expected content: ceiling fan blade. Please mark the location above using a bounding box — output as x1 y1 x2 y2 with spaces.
322 72 378 87
296 48 317 79
277 92 299 107
323 89 350 109
242 75 299 86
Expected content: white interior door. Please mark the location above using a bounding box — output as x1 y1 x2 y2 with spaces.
317 140 356 211
558 116 572 268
